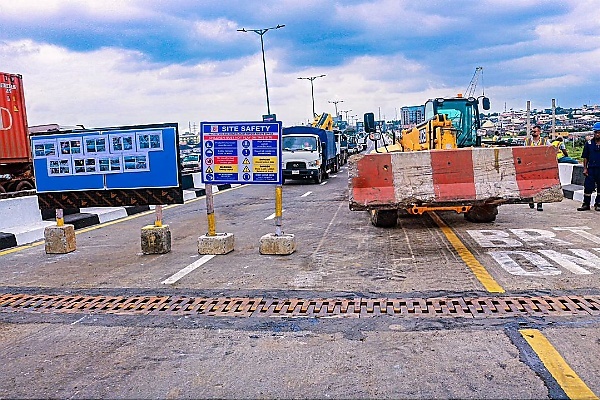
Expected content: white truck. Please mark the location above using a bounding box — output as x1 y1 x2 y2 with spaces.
281 126 338 184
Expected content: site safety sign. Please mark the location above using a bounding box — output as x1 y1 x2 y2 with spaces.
200 121 282 184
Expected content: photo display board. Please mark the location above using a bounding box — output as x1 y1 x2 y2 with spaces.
31 123 183 208
200 121 282 184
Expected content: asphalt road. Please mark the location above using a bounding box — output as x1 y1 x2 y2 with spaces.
0 159 599 399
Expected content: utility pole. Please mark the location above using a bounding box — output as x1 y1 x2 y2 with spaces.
340 110 352 122
298 75 326 117
328 100 343 117
551 98 556 139
526 100 531 136
237 24 285 116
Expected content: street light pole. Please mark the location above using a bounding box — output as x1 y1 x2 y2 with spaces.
340 109 352 122
298 74 326 117
328 100 343 117
237 24 285 116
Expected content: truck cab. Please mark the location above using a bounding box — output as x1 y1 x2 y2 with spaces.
281 126 337 184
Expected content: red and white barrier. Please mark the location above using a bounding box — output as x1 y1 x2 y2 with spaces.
349 146 563 210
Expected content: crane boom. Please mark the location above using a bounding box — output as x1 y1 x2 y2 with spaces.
465 67 483 98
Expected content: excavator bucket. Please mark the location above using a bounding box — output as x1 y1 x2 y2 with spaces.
348 146 563 211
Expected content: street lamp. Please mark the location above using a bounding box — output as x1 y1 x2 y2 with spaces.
328 100 343 117
237 24 285 116
298 74 326 117
340 109 352 122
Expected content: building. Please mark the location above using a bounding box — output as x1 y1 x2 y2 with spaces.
400 105 425 129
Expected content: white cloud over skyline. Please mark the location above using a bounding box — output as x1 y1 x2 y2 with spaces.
0 0 598 131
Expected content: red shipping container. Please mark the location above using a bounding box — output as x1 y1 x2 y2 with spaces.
0 72 30 164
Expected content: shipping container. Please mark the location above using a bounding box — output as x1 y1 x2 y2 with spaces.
0 73 29 163
0 72 33 193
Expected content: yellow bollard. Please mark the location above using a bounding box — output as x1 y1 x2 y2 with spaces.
154 204 163 227
275 185 283 236
56 209 64 227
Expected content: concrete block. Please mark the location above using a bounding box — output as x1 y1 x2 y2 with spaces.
141 225 171 254
198 233 234 255
558 163 575 186
0 195 44 230
259 233 296 255
44 224 76 254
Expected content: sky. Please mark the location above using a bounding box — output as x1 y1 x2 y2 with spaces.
1 0 599 131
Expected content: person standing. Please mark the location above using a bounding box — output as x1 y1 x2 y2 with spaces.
577 122 600 211
551 136 579 164
525 125 551 211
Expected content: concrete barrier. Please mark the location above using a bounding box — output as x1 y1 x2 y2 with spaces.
0 196 55 247
558 163 596 204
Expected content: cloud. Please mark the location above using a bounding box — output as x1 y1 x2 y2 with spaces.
0 0 598 130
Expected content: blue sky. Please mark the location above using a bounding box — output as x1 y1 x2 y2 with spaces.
0 0 598 130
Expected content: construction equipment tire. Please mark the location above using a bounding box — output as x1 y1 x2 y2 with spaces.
464 205 498 223
370 210 398 228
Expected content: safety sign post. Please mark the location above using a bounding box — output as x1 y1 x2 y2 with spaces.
200 121 295 255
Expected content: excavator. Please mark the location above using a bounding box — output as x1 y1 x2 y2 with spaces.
348 94 563 227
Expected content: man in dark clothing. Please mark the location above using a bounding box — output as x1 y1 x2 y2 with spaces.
577 122 600 211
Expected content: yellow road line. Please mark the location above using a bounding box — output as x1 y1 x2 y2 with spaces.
0 185 245 256
520 329 598 400
428 211 505 293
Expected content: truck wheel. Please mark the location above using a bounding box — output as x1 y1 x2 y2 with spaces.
370 210 398 228
464 205 498 223
0 185 5 193
15 181 34 191
314 169 322 184
5 181 19 193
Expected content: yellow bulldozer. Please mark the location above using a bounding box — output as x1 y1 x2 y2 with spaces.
348 94 563 227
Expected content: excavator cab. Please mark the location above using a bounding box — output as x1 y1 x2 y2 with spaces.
426 95 489 148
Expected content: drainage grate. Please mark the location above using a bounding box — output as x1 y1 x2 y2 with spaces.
1 293 599 319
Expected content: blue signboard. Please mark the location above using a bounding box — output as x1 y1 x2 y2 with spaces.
31 123 180 193
200 121 282 184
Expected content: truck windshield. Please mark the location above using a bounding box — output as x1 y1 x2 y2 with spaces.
435 99 478 147
283 136 317 151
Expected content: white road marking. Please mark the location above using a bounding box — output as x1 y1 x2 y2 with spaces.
162 255 215 284
330 174 338 178
265 210 285 220
320 181 328 185
71 316 87 325
301 191 312 197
